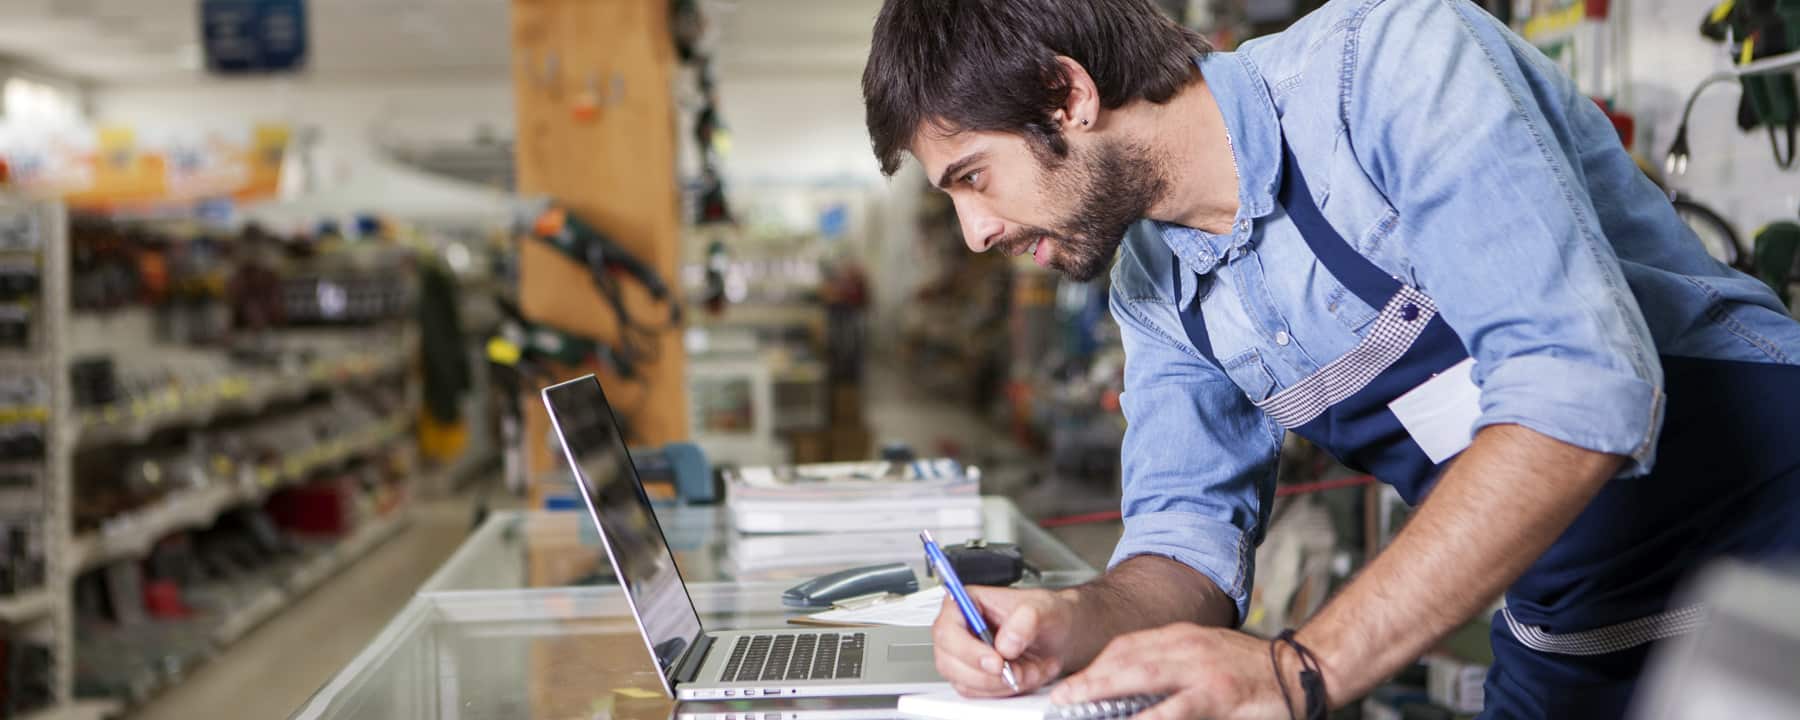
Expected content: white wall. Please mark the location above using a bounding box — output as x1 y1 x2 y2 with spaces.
92 75 514 159
689 65 882 186
1626 0 1800 233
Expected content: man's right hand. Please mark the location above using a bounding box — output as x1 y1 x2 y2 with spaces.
930 586 1077 697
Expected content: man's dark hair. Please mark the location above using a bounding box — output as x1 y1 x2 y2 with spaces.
862 0 1211 176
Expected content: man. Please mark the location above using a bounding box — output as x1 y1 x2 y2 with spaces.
860 0 1800 718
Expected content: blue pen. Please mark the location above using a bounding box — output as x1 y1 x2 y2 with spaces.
921 530 1019 691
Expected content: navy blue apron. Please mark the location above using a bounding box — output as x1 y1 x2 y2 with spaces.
1176 147 1800 718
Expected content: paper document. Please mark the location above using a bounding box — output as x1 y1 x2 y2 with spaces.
899 689 1164 720
795 586 947 627
1387 357 1482 464
897 689 1055 720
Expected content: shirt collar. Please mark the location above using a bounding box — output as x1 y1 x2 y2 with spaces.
1153 51 1283 309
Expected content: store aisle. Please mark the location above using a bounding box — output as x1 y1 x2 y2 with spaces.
128 362 1123 720
862 360 1125 573
130 498 476 720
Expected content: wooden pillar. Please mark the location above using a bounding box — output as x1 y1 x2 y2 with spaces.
510 0 688 507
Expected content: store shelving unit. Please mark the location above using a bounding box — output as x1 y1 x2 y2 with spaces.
0 195 74 720
0 196 423 718
66 410 411 573
17 699 120 720
0 589 53 625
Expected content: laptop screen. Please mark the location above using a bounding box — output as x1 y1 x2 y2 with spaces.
542 375 705 689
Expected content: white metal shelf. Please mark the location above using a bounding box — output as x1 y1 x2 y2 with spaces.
74 349 411 448
68 412 413 573
17 699 121 720
0 588 53 624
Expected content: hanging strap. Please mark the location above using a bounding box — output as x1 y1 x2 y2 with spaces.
1177 145 1408 364
1276 149 1404 310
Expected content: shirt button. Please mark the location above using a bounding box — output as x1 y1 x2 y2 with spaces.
1274 331 1291 347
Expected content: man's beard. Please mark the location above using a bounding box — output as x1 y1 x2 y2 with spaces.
993 138 1167 282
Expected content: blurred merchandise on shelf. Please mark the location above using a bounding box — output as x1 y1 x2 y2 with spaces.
71 383 409 535
417 258 472 463
897 191 1013 410
0 375 49 464
0 635 54 718
71 481 409 707
820 256 870 383
0 206 43 350
68 215 420 337
0 513 46 596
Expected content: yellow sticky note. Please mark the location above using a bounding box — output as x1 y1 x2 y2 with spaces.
612 687 662 700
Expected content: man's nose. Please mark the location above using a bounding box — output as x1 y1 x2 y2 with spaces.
956 206 1005 253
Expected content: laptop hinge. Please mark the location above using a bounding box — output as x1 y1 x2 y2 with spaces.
674 633 716 684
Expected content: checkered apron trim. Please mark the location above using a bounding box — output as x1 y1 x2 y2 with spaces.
1255 286 1438 428
1501 605 1707 656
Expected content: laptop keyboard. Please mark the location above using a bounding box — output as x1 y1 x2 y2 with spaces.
720 633 865 682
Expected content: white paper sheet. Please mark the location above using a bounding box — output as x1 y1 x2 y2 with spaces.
802 586 948 627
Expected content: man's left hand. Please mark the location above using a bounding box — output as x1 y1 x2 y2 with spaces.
1050 623 1292 720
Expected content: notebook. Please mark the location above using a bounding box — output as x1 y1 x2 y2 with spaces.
897 689 1166 720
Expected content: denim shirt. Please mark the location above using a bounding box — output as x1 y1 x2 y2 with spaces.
1108 0 1800 624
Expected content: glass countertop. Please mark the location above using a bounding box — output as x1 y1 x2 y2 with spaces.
294 497 1095 719
418 497 1096 593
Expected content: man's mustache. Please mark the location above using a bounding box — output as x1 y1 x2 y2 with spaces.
994 227 1077 256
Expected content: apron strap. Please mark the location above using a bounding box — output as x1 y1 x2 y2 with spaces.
1174 259 1223 367
1277 149 1404 310
1176 145 1407 367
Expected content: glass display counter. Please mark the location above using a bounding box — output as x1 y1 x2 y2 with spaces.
294 497 1097 719
418 497 1096 593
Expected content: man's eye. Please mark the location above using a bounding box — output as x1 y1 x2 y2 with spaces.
962 170 982 186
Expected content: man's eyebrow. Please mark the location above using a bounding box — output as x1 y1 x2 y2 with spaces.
935 152 986 190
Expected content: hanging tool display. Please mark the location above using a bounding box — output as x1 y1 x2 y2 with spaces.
672 0 736 224
1674 0 1800 172
1752 221 1800 306
529 206 681 371
487 297 636 383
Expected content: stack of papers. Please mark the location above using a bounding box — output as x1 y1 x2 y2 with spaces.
727 527 984 578
726 459 982 534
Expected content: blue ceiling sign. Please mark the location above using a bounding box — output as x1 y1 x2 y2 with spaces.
201 0 308 74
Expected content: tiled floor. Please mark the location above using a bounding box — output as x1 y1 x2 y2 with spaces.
128 363 1125 719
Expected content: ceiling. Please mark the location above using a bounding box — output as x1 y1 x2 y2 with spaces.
0 0 881 86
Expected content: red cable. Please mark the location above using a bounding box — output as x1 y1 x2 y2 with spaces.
1035 475 1376 529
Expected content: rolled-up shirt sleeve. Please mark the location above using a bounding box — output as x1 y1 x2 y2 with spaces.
1348 0 1665 474
1107 288 1282 626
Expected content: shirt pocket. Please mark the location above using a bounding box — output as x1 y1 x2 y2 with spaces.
1318 272 1379 334
1221 349 1278 402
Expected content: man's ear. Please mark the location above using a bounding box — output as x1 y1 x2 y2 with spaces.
1051 56 1101 133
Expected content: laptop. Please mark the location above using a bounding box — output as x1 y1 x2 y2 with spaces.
542 375 950 701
